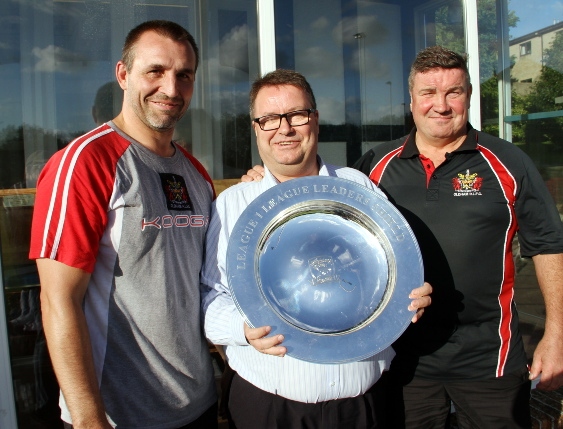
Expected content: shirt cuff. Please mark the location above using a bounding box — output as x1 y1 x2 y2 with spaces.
231 310 249 345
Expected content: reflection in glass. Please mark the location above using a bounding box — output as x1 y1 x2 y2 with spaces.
479 0 563 185
2 192 61 428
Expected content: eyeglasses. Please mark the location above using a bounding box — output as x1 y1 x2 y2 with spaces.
253 109 316 131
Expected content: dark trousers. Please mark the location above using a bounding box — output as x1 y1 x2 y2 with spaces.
228 372 379 429
62 402 218 429
373 368 532 429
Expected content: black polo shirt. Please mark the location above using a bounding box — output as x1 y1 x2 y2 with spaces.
353 124 563 380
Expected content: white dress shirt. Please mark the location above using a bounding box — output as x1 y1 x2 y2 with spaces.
201 158 395 403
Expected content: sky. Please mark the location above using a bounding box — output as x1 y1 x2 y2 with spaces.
509 0 563 38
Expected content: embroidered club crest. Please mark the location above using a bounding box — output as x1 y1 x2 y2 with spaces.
159 173 192 210
452 169 483 196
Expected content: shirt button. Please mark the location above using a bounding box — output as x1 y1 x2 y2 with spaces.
330 382 335 387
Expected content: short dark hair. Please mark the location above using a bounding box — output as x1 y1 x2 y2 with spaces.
408 45 470 91
249 69 317 118
121 20 199 71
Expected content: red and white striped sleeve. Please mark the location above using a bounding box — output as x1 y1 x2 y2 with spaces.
29 125 129 273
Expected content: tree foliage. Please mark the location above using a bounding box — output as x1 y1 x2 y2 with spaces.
543 30 563 73
476 0 519 82
519 30 563 164
434 0 519 82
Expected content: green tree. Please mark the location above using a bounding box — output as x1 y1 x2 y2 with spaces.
435 0 519 83
435 1 465 54
519 31 563 166
476 0 519 82
543 30 563 73
473 0 519 137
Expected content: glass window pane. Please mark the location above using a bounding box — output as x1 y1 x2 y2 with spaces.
274 0 465 165
507 0 563 211
414 0 465 54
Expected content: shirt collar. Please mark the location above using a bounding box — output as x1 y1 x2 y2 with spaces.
398 122 477 158
263 156 327 183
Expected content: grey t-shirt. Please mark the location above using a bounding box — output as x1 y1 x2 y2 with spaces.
34 123 216 428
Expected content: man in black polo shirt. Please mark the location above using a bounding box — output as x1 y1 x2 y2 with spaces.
352 45 563 428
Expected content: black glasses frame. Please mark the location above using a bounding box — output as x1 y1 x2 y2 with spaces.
253 108 317 131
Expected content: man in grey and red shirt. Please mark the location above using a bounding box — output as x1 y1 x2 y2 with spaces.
29 20 217 429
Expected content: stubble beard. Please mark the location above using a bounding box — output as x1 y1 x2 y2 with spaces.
131 93 186 132
144 109 184 131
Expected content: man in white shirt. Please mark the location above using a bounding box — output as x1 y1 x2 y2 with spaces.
201 69 431 429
